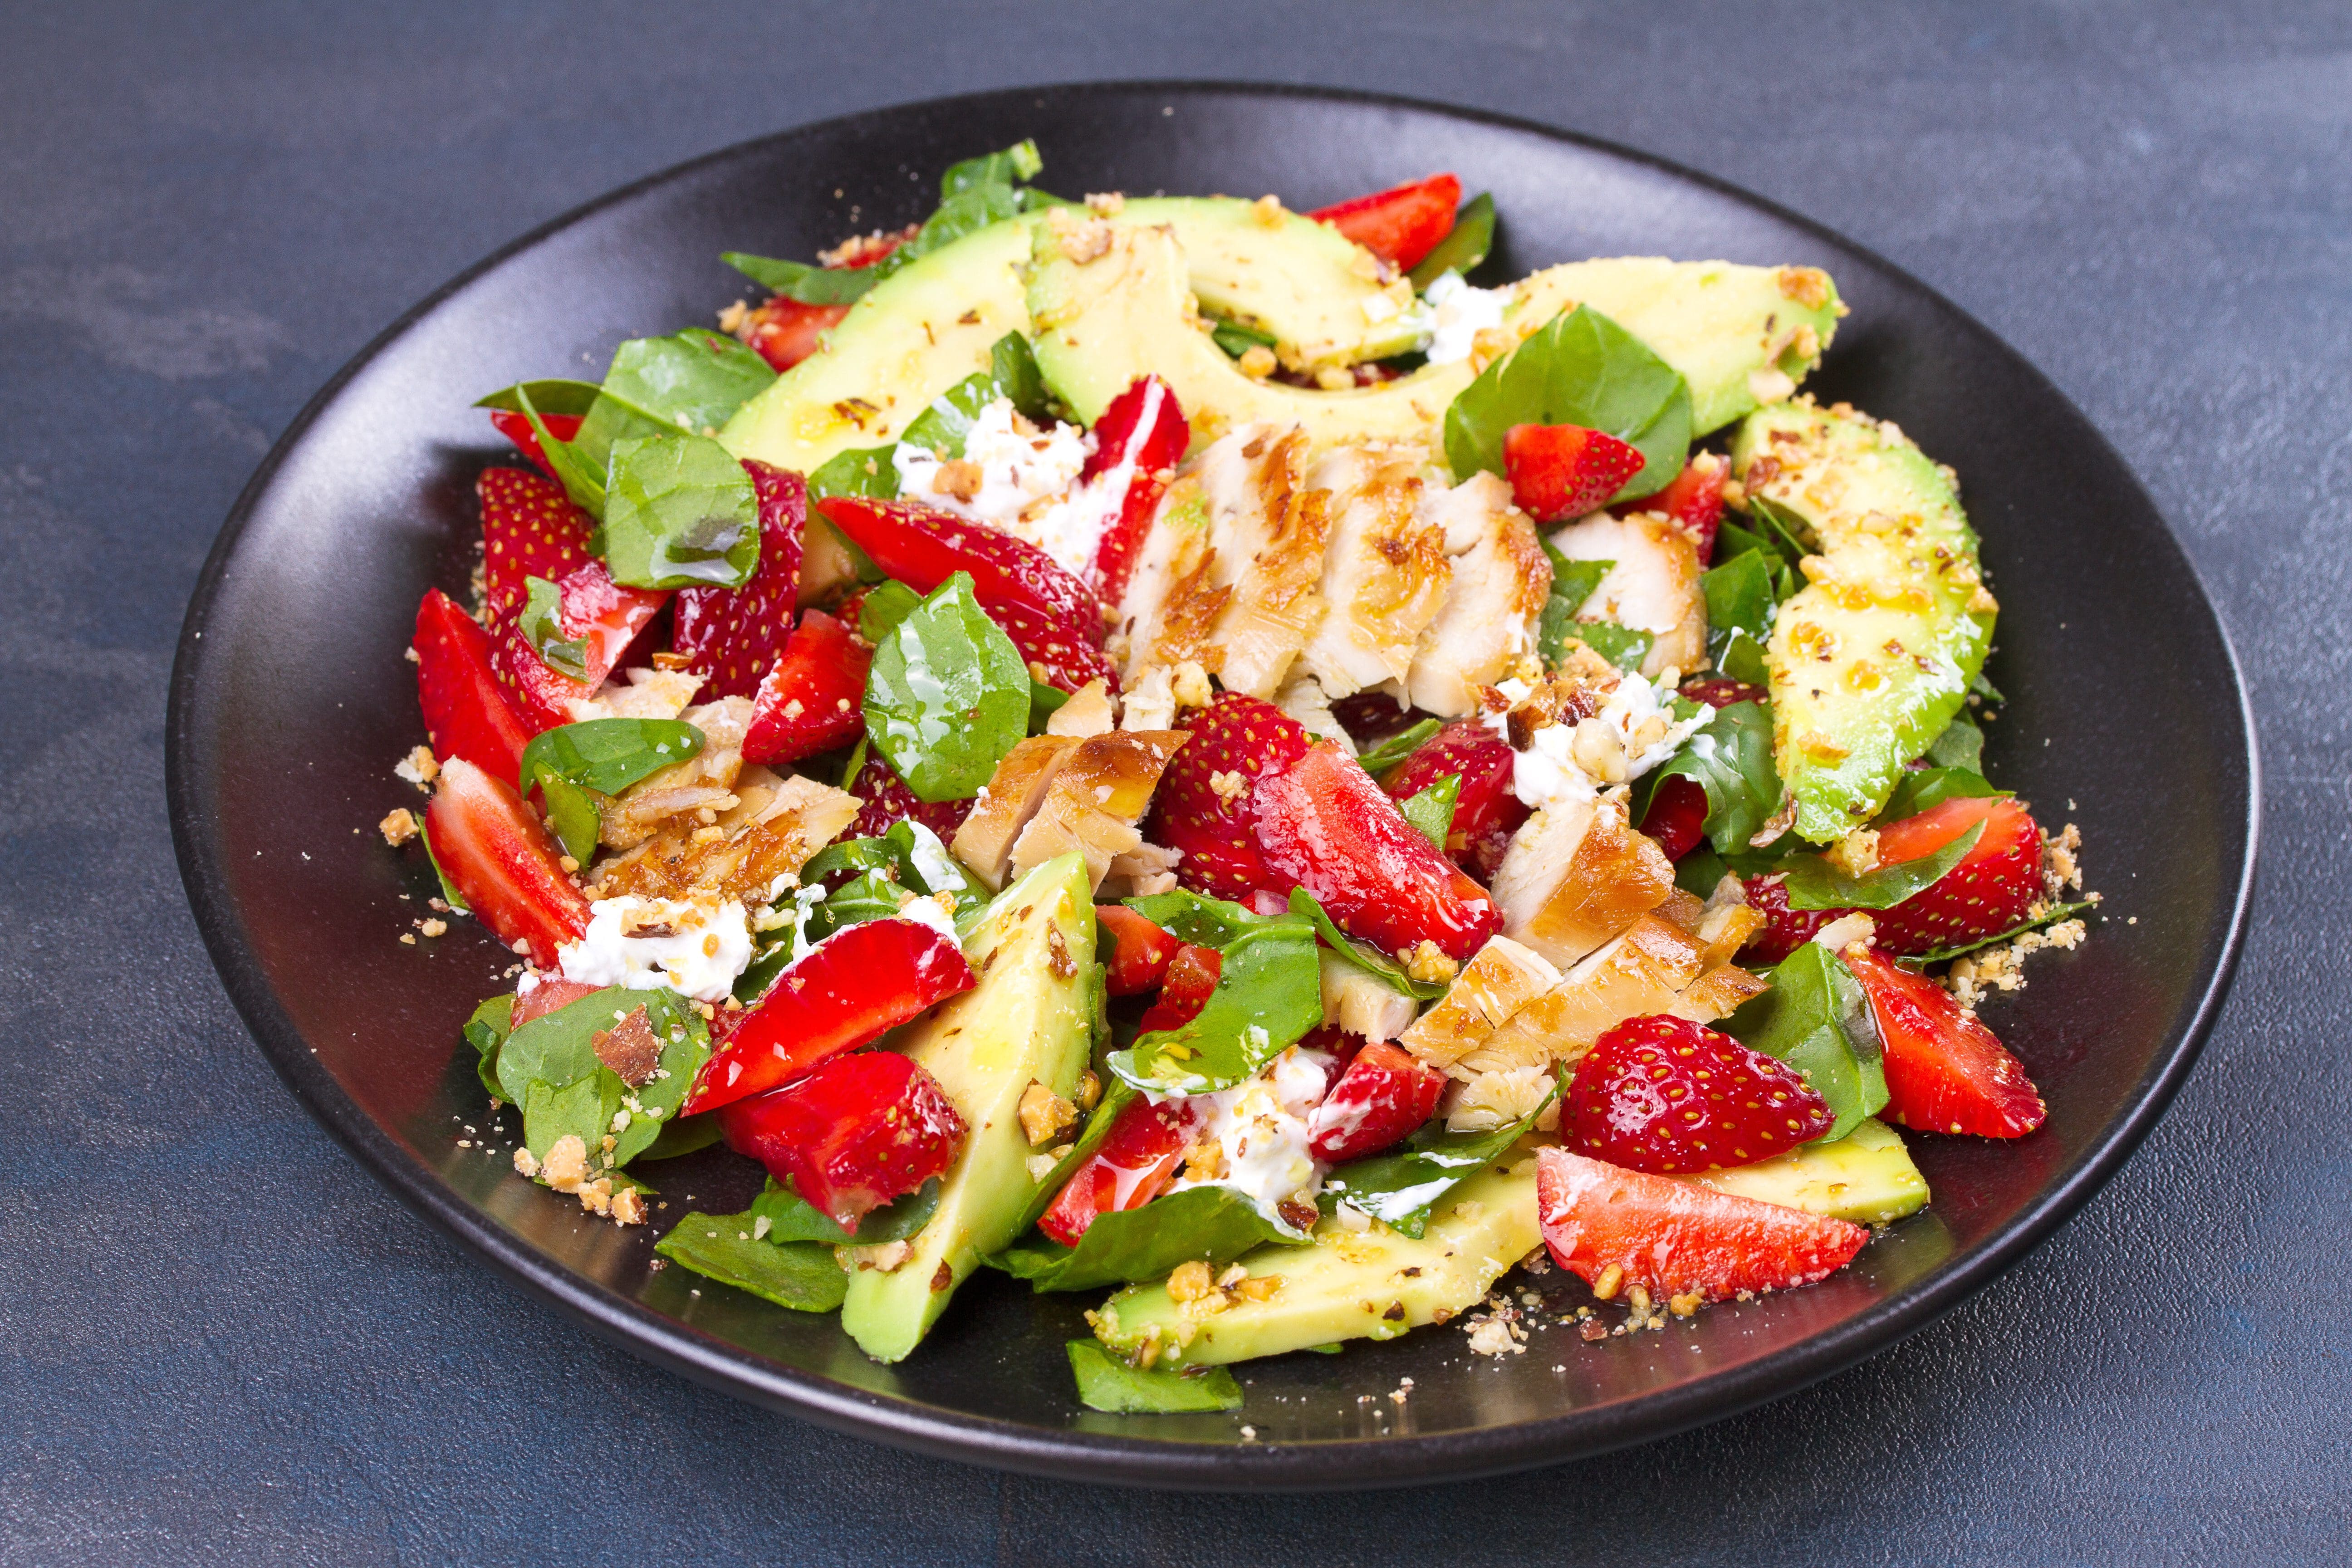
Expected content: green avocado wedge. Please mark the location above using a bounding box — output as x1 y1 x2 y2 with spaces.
1731 400 1996 842
1686 1118 1927 1224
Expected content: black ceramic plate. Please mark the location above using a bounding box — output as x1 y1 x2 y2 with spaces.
167 82 2255 1489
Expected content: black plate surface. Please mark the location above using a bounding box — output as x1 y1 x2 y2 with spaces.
166 82 2254 1489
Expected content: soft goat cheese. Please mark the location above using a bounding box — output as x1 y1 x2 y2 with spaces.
1420 270 1507 366
892 397 1115 578
557 894 753 1004
1166 1045 1336 1230
1483 674 1705 813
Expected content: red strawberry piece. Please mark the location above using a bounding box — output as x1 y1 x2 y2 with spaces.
991 597 1119 695
1305 1040 1446 1163
1536 1146 1871 1302
843 754 974 842
740 609 872 768
1738 875 1847 965
1308 173 1462 272
1254 741 1503 963
1330 691 1439 750
1146 693 1312 902
1081 375 1191 602
671 461 807 699
1296 1023 1368 1074
1036 1093 1211 1246
1503 423 1647 524
1375 717 1528 882
1681 676 1768 710
1621 451 1728 561
1638 775 1710 863
1846 945 2046 1137
486 410 585 482
1565 1014 1835 1174
1869 797 2043 956
1096 904 1179 996
422 756 591 962
510 976 600 1029
414 588 531 787
817 495 1103 641
719 1049 968 1232
1137 943 1222 1034
488 561 667 733
478 467 596 633
738 296 852 373
684 916 975 1116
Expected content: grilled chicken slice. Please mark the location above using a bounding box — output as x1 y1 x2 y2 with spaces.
1463 911 1712 1073
1299 443 1450 698
589 770 858 904
571 665 705 724
1273 668 1355 755
951 736 1080 892
1405 472 1551 717
1396 935 1562 1073
1112 470 1221 682
599 696 754 852
1667 963 1770 1024
1319 949 1419 1043
1101 842 1182 899
1008 729 1188 891
1045 678 1117 738
1195 423 1333 697
1488 795 1677 968
1444 1065 1558 1133
1545 510 1706 678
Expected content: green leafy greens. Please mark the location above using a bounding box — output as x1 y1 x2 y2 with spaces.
1400 774 1459 851
1067 1341 1243 1414
995 1186 1304 1294
1627 699 1783 858
653 1214 848 1313
1318 1091 1555 1238
1288 889 1445 1002
1353 717 1444 778
862 572 1031 802
1109 891 1323 1095
1723 943 1887 1142
1407 191 1496 291
595 433 761 590
1776 821 1983 911
750 1176 941 1245
518 717 705 864
899 333 1051 456
495 985 711 1171
1444 304 1693 503
515 576 589 682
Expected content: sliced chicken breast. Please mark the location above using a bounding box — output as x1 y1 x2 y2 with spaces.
1546 510 1706 678
1008 729 1188 891
1300 443 1450 698
1405 471 1551 716
1194 423 1333 697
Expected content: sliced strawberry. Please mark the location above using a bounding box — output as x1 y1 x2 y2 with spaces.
511 976 600 1028
486 410 585 482
1503 423 1646 524
488 560 668 733
1681 676 1768 710
741 610 872 767
1638 775 1709 863
1536 1146 1871 1302
1847 945 2046 1137
1081 375 1190 602
683 916 974 1116
738 296 851 374
414 588 531 787
1375 717 1527 882
1306 1041 1446 1164
843 755 974 842
1308 173 1461 272
1566 1014 1835 1174
478 466 596 633
1739 876 1846 965
817 495 1103 640
1254 742 1503 963
718 1049 967 1231
1137 944 1222 1034
991 597 1119 695
1097 904 1179 996
1622 451 1727 561
1146 693 1313 902
1869 797 2043 956
671 461 806 700
422 756 591 961
1036 1093 1211 1246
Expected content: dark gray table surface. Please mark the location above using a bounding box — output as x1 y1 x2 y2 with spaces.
5 1 2342 1561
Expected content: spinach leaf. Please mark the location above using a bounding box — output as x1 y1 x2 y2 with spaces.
511 384 608 514
653 1213 848 1313
1008 1078 1139 1239
807 444 898 504
520 717 704 796
1627 700 1782 857
804 869 909 941
1878 766 2003 823
1318 1095 1553 1239
995 1185 1304 1293
1288 889 1445 1002
571 329 774 466
1209 316 1278 360
1970 669 2005 705
1743 494 1818 558
596 433 761 590
1914 898 2095 963
750 1176 941 1245
1925 711 1986 771
462 993 513 1102
637 1112 723 1161
1777 820 1983 911
803 818 989 925
863 572 1031 803
1111 892 1323 1095
1443 304 1693 502
420 831 471 916
721 252 878 306
1570 621 1654 673
1401 773 1459 850
1354 717 1443 778
516 576 589 682
1067 1340 1243 1414
1723 943 1887 1142
1701 548 1777 686
1535 539 1619 666
943 139 1043 196
495 985 710 1170
1408 191 1497 291
900 334 1050 456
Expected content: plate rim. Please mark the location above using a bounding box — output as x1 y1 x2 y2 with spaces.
165 77 2261 1490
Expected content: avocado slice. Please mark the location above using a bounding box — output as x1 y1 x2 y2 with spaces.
1731 401 1996 842
1513 259 1842 435
1685 1117 1927 1224
838 853 1096 1362
1089 1160 1539 1369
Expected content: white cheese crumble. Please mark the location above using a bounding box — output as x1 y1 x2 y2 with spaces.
1483 674 1704 813
902 820 965 898
891 396 1113 578
1166 1045 1336 1230
557 894 753 1003
1420 271 1507 366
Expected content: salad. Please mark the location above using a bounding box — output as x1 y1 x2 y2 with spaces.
385 142 2095 1415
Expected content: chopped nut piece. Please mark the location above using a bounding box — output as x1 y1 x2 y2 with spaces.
590 1005 662 1088
1237 344 1278 380
417 917 447 938
1669 1291 1701 1318
1085 190 1126 216
1402 941 1459 985
1167 1259 1216 1303
1017 1080 1078 1147
395 745 439 789
1591 1263 1624 1302
378 808 419 846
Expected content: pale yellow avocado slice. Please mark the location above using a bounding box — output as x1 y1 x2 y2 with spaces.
1089 1160 1540 1369
839 853 1096 1363
1686 1117 1928 1224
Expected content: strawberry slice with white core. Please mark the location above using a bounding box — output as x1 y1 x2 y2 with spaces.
741 609 872 767
1305 1040 1446 1163
1147 693 1311 902
1081 375 1190 603
413 588 531 788
1846 945 2046 1137
1536 1146 1871 1303
422 755 591 961
671 460 806 699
